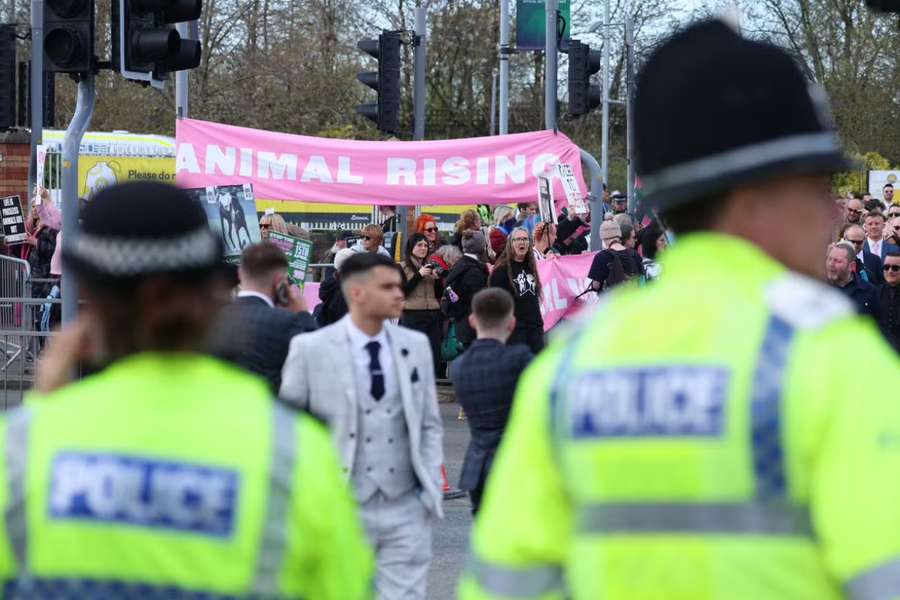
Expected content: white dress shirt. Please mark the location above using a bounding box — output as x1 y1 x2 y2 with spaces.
868 237 883 258
344 316 396 402
237 290 274 308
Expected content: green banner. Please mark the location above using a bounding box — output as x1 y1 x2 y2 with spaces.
516 0 571 51
269 232 315 287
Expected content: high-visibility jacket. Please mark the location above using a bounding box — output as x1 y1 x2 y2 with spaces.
0 353 373 599
460 233 900 600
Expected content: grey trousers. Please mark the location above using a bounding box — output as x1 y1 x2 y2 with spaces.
360 490 433 600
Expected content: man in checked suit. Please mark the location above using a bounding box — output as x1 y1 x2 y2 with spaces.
450 288 533 515
280 252 444 600
209 242 317 392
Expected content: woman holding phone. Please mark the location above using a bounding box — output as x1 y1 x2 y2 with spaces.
401 233 443 375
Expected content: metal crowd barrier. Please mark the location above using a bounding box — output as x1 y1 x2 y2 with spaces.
0 257 60 410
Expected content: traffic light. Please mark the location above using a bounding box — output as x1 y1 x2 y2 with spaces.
112 0 202 88
43 0 95 73
567 40 601 117
0 25 14 130
866 0 900 11
356 31 402 135
17 61 56 128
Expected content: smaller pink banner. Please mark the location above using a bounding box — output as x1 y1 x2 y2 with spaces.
304 282 322 311
536 253 599 331
305 254 597 332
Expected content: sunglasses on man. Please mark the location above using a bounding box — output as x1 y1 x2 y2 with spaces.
847 209 862 215
884 264 900 273
424 227 438 233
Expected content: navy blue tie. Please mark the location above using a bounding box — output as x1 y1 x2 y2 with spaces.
365 341 385 401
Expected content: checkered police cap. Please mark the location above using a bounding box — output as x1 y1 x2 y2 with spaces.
64 182 222 281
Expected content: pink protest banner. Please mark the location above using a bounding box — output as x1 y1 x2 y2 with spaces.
176 119 586 206
304 282 321 311
537 253 599 331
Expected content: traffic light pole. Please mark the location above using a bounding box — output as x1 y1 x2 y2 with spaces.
28 0 43 191
625 15 635 212
175 21 189 119
581 149 603 251
600 0 610 193
544 0 557 131
498 0 509 135
61 73 95 325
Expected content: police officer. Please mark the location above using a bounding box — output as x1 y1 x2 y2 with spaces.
460 21 900 600
0 182 373 599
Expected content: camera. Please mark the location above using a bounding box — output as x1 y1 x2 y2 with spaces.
429 262 448 278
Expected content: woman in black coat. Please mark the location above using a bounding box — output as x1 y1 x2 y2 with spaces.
444 230 489 347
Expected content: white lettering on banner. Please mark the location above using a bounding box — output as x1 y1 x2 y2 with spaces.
205 145 236 176
387 158 417 185
423 159 438 186
476 157 490 185
175 143 200 174
300 155 332 183
495 155 527 184
337 156 364 184
239 148 254 177
258 152 298 181
443 157 470 186
50 452 238 537
569 367 731 438
179 144 578 190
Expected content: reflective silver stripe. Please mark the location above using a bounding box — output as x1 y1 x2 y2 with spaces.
846 560 900 600
641 132 842 196
467 553 564 598
578 502 812 536
252 402 298 595
5 407 32 572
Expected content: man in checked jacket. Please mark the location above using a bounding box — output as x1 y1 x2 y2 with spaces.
450 288 534 514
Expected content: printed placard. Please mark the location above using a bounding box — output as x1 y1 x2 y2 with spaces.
537 175 557 225
269 232 314 287
1 196 26 244
558 163 588 216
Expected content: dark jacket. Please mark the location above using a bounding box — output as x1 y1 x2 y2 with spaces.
444 255 488 345
209 295 317 392
26 224 56 273
449 339 533 491
876 283 900 353
834 276 879 318
858 253 883 285
317 276 348 326
553 216 589 256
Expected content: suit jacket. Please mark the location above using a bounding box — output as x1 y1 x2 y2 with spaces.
279 316 445 517
859 252 884 285
864 240 900 262
449 339 533 491
209 295 317 392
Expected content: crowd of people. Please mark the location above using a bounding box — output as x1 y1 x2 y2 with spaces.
828 185 900 350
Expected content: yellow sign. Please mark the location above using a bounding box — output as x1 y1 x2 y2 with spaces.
79 157 176 198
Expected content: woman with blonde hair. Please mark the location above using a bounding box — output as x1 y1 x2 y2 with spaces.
258 212 288 240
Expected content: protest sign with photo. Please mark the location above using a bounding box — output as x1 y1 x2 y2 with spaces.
269 232 314 287
537 175 557 225
187 184 262 261
1 196 26 244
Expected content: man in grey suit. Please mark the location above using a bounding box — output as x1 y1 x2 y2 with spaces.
280 252 443 600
